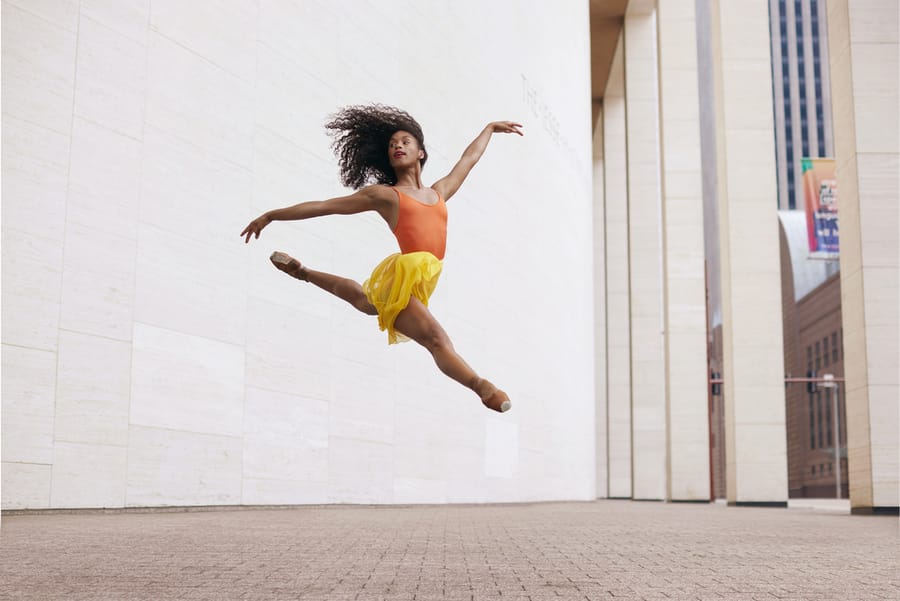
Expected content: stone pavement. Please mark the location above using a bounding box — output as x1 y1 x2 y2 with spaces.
1 500 897 601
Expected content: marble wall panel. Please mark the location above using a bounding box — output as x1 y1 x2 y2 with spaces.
256 0 340 81
327 437 393 504
133 222 247 346
241 386 328 503
850 54 899 154
857 154 900 267
5 0 79 30
130 323 245 437
393 477 448 505
244 296 332 401
868 384 899 489
1 115 70 243
144 31 253 168
242 478 330 506
733 423 790 501
73 13 146 139
1 462 52 510
50 441 127 508
484 417 519 480
1 4 76 134
54 330 131 447
59 222 136 341
66 116 142 240
254 43 337 157
139 126 253 249
126 425 242 506
1 345 57 464
80 0 150 43
149 0 257 82
394 404 449 481
1 228 63 351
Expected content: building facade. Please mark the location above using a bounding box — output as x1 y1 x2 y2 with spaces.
590 0 896 513
769 0 835 210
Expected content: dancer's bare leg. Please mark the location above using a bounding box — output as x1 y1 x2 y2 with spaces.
393 297 511 412
270 251 376 315
271 251 509 412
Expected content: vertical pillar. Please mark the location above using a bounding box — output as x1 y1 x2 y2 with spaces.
603 34 633 498
827 0 899 513
710 0 789 505
625 3 667 500
658 0 711 501
593 106 609 499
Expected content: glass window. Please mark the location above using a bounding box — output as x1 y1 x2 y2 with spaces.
809 396 816 449
824 337 830 366
832 333 838 362
817 391 823 448
815 341 821 369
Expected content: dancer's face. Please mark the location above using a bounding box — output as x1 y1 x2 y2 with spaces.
388 130 424 169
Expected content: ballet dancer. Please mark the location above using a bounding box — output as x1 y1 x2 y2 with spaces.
240 105 522 412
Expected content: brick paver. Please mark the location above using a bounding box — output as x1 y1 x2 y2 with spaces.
1 500 897 600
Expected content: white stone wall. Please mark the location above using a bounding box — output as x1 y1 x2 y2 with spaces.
1 0 596 509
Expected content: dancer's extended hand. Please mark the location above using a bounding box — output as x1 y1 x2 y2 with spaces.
491 121 524 136
241 213 271 243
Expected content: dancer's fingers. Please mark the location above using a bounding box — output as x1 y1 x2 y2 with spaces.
498 121 523 135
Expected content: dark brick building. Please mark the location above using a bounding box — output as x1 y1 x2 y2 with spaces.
779 212 847 498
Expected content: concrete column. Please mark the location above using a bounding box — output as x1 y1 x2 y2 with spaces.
710 0 789 505
593 107 609 499
625 5 667 501
826 0 899 513
657 0 711 501
603 34 632 498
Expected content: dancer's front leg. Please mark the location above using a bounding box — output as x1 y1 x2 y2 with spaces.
393 297 511 413
270 251 376 315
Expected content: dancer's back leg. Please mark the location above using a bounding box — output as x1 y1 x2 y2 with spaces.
270 251 376 315
271 251 509 412
393 297 510 412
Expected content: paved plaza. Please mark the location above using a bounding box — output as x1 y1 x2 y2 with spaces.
1 500 897 601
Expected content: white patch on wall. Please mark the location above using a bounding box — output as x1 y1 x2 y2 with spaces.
484 418 519 479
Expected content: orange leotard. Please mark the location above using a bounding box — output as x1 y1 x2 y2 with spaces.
391 187 448 260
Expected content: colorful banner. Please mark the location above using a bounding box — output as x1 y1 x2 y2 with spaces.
802 158 839 258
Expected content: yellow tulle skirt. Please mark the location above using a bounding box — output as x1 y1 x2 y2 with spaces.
363 251 443 344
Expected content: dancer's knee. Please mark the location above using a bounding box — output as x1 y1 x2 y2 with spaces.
356 300 378 315
420 326 451 354
333 280 375 315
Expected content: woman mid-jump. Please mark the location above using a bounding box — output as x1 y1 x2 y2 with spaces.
240 105 523 413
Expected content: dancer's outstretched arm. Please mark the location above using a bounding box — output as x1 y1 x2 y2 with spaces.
432 121 523 202
240 185 396 243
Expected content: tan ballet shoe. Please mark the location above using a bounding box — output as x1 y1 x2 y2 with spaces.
482 389 512 413
270 251 308 281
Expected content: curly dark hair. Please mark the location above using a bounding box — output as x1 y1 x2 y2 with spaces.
325 104 427 189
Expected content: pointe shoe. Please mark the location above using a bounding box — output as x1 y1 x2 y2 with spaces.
270 251 308 281
482 389 512 413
